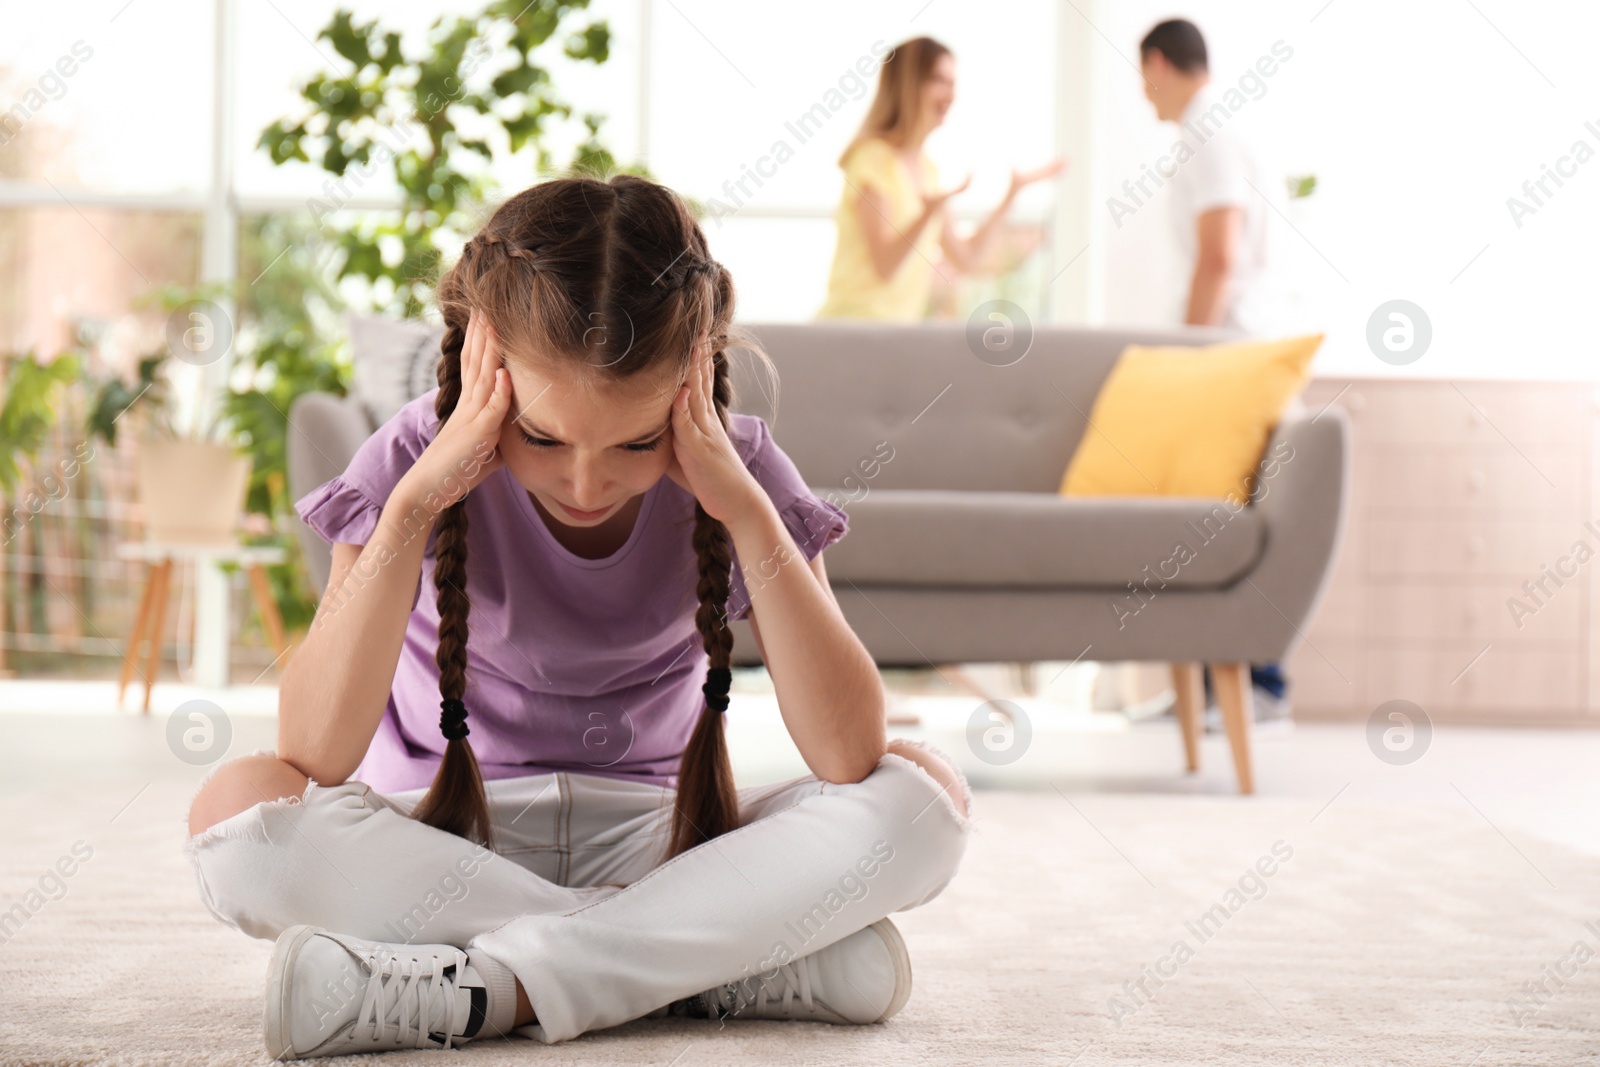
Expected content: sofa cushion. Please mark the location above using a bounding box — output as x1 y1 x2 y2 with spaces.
346 312 446 428
727 322 1243 494
819 490 1265 589
1060 333 1322 501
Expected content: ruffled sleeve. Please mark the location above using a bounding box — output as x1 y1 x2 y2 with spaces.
292 391 441 611
724 414 850 623
295 473 430 611
295 474 386 547
292 391 439 546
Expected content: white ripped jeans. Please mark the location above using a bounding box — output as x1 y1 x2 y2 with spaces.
182 740 975 1045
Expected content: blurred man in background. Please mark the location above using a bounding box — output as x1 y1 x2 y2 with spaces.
1139 17 1278 331
1139 17 1291 731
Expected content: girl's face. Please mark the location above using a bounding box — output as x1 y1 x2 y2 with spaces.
497 354 681 528
920 54 955 133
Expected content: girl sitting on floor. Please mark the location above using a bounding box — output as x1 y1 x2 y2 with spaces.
184 172 975 1059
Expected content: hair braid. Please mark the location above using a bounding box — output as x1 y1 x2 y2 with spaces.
405 305 496 850
468 232 547 268
663 263 743 862
665 499 738 859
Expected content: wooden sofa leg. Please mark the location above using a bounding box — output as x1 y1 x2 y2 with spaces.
1171 663 1204 772
1212 662 1255 795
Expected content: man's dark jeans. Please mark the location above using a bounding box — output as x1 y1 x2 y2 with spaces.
1202 662 1288 702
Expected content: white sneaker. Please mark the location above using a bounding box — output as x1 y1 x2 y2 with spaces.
1123 690 1179 727
1205 686 1295 738
264 925 501 1059
647 918 912 1025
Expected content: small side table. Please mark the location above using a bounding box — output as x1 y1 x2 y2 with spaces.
115 541 289 713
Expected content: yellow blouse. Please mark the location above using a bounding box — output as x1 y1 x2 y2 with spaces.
816 137 943 322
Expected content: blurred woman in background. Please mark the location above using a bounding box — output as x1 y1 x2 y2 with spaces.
817 36 1065 321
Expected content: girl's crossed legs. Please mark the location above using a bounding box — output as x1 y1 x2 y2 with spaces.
184 739 974 1045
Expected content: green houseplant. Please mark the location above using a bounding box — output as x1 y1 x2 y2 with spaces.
0 351 84 672
224 212 353 637
258 1 637 318
246 0 642 632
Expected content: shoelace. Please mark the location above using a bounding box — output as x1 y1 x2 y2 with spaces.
704 956 815 1018
354 945 468 1050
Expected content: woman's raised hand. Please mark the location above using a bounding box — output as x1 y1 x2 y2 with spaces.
1007 156 1069 201
920 172 973 215
397 310 510 513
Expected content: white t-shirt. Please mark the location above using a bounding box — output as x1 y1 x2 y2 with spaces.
1168 84 1275 332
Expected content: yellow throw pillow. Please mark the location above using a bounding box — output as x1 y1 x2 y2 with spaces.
1059 334 1323 501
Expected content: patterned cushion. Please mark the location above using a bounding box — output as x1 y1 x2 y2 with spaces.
345 312 446 427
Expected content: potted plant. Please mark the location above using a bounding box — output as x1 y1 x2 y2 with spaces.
0 350 83 672
86 287 253 546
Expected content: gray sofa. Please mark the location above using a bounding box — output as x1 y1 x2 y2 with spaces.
288 321 1349 795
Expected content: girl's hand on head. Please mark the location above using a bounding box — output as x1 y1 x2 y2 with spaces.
399 310 510 512
662 342 763 527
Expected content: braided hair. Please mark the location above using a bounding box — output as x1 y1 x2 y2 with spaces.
408 175 772 860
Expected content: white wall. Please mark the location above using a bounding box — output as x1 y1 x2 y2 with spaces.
1093 0 1600 380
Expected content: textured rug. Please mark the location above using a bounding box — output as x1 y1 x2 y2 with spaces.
2 777 1598 1066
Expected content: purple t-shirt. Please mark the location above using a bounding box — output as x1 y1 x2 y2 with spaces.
294 389 849 794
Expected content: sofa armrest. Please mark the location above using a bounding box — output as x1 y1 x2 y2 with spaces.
287 392 376 595
1243 406 1352 661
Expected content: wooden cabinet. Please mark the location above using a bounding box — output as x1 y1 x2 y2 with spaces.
1291 379 1596 724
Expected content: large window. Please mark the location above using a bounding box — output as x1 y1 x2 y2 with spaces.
6 1 1597 374
7 0 1063 336
0 0 1064 675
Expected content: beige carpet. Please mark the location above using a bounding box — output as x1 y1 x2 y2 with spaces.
2 778 1597 1066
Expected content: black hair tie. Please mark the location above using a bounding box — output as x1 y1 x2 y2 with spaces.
702 666 733 714
440 697 471 741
